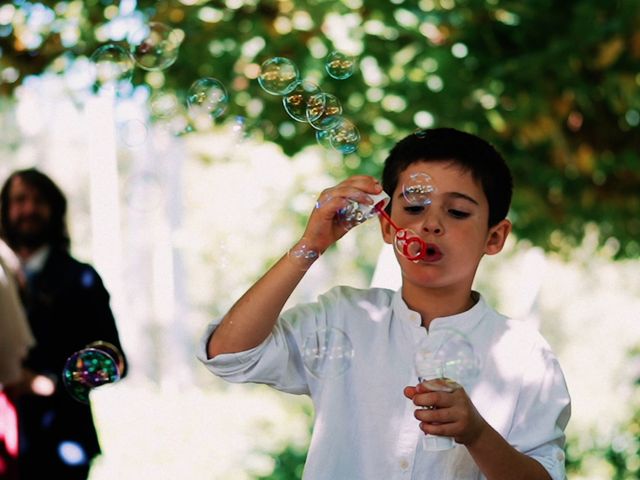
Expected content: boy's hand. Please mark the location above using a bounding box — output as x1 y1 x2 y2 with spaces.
403 381 487 447
298 175 383 255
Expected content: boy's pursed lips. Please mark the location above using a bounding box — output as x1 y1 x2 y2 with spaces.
423 242 443 262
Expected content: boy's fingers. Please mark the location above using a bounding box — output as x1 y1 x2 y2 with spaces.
404 386 417 399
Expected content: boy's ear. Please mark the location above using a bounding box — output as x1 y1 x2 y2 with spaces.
484 219 512 255
378 211 394 245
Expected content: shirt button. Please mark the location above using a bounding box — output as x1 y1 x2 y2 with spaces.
399 458 409 470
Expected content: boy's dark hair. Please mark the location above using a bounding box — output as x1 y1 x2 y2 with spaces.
381 127 513 227
0 168 70 252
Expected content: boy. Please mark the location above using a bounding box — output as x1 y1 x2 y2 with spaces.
197 128 571 479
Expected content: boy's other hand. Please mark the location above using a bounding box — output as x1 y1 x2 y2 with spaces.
404 381 487 447
300 175 383 254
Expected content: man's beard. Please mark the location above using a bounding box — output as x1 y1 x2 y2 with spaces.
7 216 52 250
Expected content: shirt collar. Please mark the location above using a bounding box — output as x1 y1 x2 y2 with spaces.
391 289 487 335
22 245 50 275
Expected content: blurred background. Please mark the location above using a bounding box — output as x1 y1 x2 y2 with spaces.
0 0 639 478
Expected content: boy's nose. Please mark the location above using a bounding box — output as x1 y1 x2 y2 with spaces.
421 216 443 235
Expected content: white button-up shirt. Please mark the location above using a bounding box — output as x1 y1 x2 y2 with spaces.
197 286 571 480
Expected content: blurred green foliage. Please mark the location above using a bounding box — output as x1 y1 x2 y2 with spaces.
0 0 639 257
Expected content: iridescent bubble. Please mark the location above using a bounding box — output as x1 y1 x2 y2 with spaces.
288 241 320 269
306 93 343 130
118 119 148 147
62 347 121 403
302 327 354 378
86 340 125 375
328 117 360 154
393 228 426 262
325 51 356 80
315 129 332 149
89 43 134 93
415 327 480 388
402 172 436 206
282 80 322 122
187 77 229 125
129 22 183 71
258 57 300 96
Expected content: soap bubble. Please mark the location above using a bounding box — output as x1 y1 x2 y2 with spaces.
89 43 134 93
325 51 356 80
129 22 182 71
403 172 436 206
415 327 480 388
258 57 299 96
302 327 354 378
187 77 229 126
306 93 343 130
86 340 125 375
315 128 332 149
288 241 320 269
393 228 426 262
62 344 123 403
282 80 322 122
328 117 360 154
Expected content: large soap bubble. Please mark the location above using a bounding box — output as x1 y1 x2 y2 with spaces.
302 327 354 379
328 117 360 154
129 22 183 71
403 172 436 207
306 93 343 130
62 341 124 403
89 43 134 93
258 57 300 96
325 51 357 80
187 77 229 126
283 80 322 122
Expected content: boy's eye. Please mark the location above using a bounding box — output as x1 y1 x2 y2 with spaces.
403 205 424 214
449 209 470 219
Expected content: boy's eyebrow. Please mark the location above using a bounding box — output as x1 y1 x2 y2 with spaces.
395 191 480 205
446 191 480 205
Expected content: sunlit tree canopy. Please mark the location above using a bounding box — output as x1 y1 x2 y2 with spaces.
1 0 639 258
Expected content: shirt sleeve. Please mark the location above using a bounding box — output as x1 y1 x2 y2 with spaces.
508 337 571 480
195 294 337 395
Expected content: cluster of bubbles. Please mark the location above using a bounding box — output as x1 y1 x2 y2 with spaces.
62 341 125 403
89 22 183 94
301 327 354 379
88 21 361 151
89 21 231 143
257 54 360 154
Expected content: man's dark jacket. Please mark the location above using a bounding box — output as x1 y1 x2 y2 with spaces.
17 247 127 473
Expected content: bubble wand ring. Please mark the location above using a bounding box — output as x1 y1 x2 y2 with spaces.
374 202 428 262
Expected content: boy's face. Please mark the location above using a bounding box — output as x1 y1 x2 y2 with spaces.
379 160 511 292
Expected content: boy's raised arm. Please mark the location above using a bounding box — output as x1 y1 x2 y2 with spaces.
206 175 383 359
